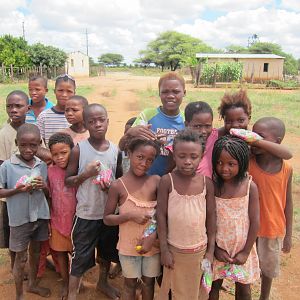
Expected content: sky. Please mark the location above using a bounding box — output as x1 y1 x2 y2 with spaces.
0 0 299 63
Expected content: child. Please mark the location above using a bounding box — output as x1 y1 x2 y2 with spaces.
104 138 161 300
167 101 218 178
48 132 76 299
249 117 293 300
26 75 54 124
218 89 251 136
37 74 76 146
157 129 216 299
121 117 137 174
209 135 260 300
119 72 185 176
63 95 89 144
65 103 122 300
0 123 50 300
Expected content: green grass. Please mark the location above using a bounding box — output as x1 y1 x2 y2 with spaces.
0 82 94 126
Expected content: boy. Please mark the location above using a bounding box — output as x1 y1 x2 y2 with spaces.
65 104 122 300
0 124 50 300
26 75 54 124
249 117 293 300
119 72 185 176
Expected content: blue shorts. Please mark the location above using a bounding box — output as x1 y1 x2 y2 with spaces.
119 253 161 279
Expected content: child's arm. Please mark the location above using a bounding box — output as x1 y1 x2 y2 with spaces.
232 181 260 265
251 139 292 160
282 170 293 253
103 180 151 225
205 177 216 263
36 147 52 165
157 175 174 269
65 145 99 187
0 184 33 198
115 151 123 179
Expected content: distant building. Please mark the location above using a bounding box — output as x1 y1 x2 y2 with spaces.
65 51 89 77
196 53 285 82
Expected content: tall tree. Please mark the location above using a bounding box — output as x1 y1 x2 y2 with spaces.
137 31 215 71
0 34 30 66
29 43 67 68
98 53 124 66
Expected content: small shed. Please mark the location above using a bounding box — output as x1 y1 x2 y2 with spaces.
65 51 89 77
196 53 285 82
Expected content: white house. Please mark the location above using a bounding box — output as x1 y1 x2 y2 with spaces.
65 51 89 77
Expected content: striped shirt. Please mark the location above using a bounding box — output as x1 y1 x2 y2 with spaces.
37 107 69 147
26 98 54 125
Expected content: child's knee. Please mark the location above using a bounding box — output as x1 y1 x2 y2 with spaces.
124 278 138 290
142 276 155 288
15 251 28 269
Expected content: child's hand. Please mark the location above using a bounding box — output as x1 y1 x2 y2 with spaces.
232 251 249 265
97 180 111 192
161 249 174 269
136 232 157 255
129 212 151 225
204 251 214 264
215 245 233 263
85 160 101 178
16 184 33 193
127 125 156 141
31 176 46 190
282 235 292 253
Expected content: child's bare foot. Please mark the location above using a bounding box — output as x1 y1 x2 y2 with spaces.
27 285 51 298
109 262 122 279
60 283 68 300
96 281 120 300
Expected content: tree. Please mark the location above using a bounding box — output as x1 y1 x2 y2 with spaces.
29 43 67 68
225 44 248 53
137 31 216 71
98 53 124 66
0 34 30 66
248 42 298 75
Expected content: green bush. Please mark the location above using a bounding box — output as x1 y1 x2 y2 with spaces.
266 80 300 89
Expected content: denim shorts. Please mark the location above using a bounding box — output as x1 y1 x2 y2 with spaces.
119 253 161 279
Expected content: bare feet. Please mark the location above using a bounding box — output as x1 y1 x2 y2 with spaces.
27 285 51 298
61 283 68 300
96 281 120 300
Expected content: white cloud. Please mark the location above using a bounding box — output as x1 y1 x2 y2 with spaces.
281 0 300 12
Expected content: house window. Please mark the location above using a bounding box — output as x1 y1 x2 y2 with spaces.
263 63 269 72
82 60 84 67
71 59 74 67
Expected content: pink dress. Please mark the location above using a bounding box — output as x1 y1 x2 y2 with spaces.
61 127 90 145
213 177 260 284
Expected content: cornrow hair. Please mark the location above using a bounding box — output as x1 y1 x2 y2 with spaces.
173 128 205 154
48 132 74 150
185 101 213 123
212 135 249 189
55 74 76 89
127 138 160 157
218 89 252 120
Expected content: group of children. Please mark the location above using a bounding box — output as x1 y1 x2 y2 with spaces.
0 72 293 300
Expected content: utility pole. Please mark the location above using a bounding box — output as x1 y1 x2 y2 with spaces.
85 28 89 56
22 21 25 40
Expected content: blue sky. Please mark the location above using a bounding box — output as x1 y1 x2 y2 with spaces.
1 0 299 62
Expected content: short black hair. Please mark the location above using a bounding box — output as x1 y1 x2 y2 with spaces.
69 95 89 107
212 135 249 188
6 90 29 104
127 138 160 157
55 74 76 89
185 101 213 123
83 103 107 121
254 117 285 140
126 117 137 127
48 132 74 150
16 123 40 141
173 129 205 153
29 75 48 88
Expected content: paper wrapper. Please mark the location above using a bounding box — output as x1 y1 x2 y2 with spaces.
230 128 263 143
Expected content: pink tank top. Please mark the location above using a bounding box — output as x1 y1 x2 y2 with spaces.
167 173 207 251
117 178 160 256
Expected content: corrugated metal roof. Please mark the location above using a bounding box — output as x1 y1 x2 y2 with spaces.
196 53 285 59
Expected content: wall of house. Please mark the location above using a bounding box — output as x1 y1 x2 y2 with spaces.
65 52 89 77
205 58 284 81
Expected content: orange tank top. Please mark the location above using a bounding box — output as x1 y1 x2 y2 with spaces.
117 178 160 256
249 158 292 238
167 173 207 251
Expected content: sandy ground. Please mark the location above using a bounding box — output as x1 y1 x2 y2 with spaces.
0 73 299 299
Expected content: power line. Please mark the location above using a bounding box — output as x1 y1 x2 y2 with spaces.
22 21 25 40
85 28 89 56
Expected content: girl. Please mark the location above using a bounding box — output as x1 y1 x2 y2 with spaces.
157 129 216 300
166 101 218 178
119 72 185 176
209 135 260 300
63 95 89 144
218 89 251 136
104 138 161 300
37 74 76 146
48 132 77 300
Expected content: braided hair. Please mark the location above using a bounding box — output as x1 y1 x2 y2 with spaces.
212 135 249 188
173 129 205 154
